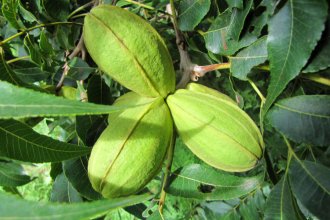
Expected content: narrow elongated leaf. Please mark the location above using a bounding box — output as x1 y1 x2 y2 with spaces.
43 0 70 21
178 0 211 31
50 173 83 203
289 159 330 220
166 164 263 200
0 119 91 163
1 0 24 29
230 36 268 80
67 58 95 81
263 0 328 118
225 0 243 9
24 34 43 66
76 115 107 146
249 0 276 37
39 30 54 54
264 175 304 220
0 48 28 86
268 95 330 146
204 10 231 54
226 0 253 41
63 158 101 200
239 189 267 220
18 0 38 23
0 80 140 119
303 21 330 73
203 8 257 55
0 161 33 187
0 191 152 220
13 61 51 83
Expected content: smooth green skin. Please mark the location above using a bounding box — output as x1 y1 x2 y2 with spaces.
88 93 173 198
166 86 264 172
186 83 237 105
83 5 176 98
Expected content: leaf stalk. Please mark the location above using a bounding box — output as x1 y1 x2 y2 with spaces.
0 22 83 46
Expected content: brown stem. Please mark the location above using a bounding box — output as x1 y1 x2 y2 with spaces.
191 63 231 81
166 2 195 89
68 35 86 60
55 51 70 94
56 35 86 93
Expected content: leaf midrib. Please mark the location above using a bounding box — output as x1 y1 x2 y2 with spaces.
172 172 260 188
0 125 90 154
275 103 330 119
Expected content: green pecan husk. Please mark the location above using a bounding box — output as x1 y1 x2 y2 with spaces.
83 5 176 98
166 83 264 172
88 92 173 198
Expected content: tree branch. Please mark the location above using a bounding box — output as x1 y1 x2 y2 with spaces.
166 2 195 89
56 35 86 94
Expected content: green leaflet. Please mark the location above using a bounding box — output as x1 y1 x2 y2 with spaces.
230 36 268 80
83 5 175 98
0 191 153 220
178 0 211 31
0 161 33 187
0 119 91 163
289 158 330 219
264 175 304 220
262 0 328 118
268 95 330 146
0 80 134 119
166 164 264 200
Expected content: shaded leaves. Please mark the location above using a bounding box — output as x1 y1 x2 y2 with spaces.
0 119 90 163
263 0 328 118
166 164 263 200
268 95 330 146
178 0 211 31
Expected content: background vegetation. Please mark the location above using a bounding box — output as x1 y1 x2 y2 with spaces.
0 0 329 219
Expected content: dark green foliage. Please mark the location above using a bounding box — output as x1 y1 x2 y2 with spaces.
0 0 329 219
